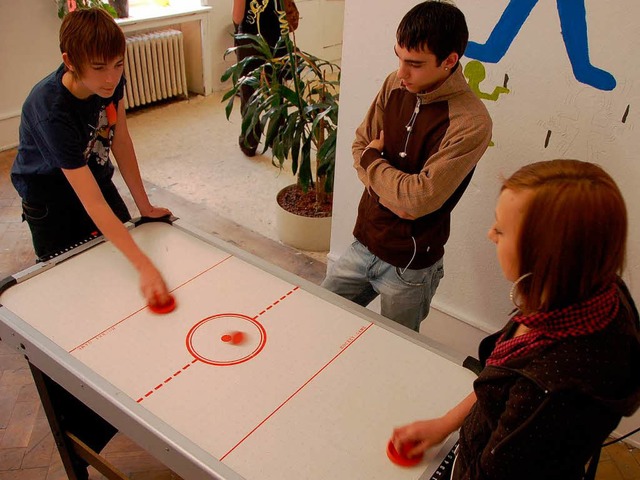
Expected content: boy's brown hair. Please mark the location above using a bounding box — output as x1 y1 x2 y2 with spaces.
59 8 126 76
503 159 627 314
396 1 468 65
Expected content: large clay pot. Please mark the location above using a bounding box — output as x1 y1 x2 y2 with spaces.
275 184 332 252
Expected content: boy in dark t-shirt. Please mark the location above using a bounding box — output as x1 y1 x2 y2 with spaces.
11 10 175 477
12 7 172 308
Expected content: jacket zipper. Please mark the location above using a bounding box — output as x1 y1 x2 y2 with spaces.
482 365 551 456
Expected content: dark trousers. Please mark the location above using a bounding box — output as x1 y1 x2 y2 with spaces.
234 31 268 154
22 179 131 261
233 23 287 155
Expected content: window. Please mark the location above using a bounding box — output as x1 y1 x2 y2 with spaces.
128 0 202 9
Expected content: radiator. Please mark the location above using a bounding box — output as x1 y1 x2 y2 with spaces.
123 29 188 110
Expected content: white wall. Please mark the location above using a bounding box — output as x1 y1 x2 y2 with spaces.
0 0 61 151
331 0 640 445
294 0 345 61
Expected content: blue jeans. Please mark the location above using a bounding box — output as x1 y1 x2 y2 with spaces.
321 240 444 331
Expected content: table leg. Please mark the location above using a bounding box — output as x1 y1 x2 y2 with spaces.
28 363 127 480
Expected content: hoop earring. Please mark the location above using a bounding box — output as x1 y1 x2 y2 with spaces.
510 272 532 310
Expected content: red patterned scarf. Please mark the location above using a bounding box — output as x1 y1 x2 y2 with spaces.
486 283 619 366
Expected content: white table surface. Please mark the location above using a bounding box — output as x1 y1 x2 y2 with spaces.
0 220 475 480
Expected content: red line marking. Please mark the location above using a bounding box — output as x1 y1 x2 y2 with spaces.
253 286 300 320
220 322 373 461
102 278 299 404
173 255 233 291
138 359 199 403
69 255 233 353
133 283 301 404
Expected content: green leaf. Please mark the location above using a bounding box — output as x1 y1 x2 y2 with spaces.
224 93 237 120
221 28 340 199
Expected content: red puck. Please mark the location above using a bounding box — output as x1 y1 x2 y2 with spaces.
386 440 423 467
231 331 245 344
149 294 176 314
221 331 245 345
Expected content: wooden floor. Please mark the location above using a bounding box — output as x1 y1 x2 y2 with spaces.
1 147 639 479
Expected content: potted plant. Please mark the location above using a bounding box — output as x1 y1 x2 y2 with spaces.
221 28 340 251
56 0 121 18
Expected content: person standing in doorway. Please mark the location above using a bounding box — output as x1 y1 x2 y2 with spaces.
322 1 492 332
232 0 289 156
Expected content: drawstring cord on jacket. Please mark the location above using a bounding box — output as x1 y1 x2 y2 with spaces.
398 98 422 275
399 236 418 275
399 97 421 158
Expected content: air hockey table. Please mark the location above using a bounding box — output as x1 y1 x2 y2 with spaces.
0 218 476 480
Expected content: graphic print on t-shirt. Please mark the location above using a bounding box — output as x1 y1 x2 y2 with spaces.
246 0 269 33
84 102 117 166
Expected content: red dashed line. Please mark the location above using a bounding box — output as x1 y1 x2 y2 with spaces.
254 287 299 319
135 286 300 404
137 359 198 403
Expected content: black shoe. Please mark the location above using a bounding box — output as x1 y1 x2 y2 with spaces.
239 136 258 157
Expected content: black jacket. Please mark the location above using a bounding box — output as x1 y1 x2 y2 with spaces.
455 279 640 480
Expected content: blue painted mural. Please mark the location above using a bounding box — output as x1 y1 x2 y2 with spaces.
464 0 616 91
